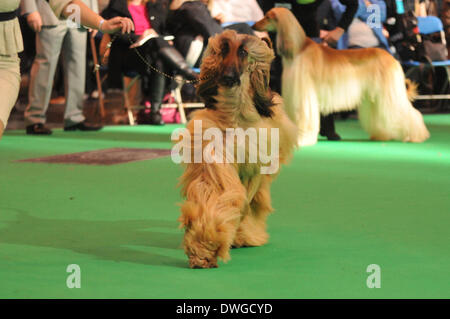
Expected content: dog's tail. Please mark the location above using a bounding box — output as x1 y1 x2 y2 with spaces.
359 62 429 143
405 79 418 102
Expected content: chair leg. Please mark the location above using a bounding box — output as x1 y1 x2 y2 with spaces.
123 75 141 126
173 75 187 124
443 66 450 90
439 66 450 109
128 109 135 126
89 32 105 120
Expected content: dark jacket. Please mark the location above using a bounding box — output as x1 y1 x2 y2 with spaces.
167 1 223 58
102 0 170 46
101 0 170 87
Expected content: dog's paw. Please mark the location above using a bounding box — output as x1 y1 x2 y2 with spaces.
298 137 317 147
189 255 218 269
298 131 318 147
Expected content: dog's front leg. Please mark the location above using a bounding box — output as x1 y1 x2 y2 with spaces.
296 91 320 147
234 175 272 247
179 162 246 268
282 71 320 146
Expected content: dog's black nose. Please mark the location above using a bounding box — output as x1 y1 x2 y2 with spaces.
220 75 240 87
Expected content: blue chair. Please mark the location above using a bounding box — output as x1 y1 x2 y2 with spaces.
402 16 450 103
221 21 255 28
417 16 445 36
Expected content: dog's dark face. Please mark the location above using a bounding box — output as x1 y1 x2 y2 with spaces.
218 37 249 87
197 30 275 117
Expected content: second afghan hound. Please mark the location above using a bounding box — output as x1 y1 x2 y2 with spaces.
176 30 297 268
253 8 430 146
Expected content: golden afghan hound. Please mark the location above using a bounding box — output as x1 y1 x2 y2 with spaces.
253 8 430 146
176 30 297 268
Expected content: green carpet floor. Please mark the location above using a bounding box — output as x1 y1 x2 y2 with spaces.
0 115 449 298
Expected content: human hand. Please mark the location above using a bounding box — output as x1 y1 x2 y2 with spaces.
213 13 225 24
320 27 344 46
27 11 43 33
101 17 134 34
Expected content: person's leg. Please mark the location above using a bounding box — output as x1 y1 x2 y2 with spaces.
0 121 4 140
301 9 341 141
146 57 166 125
320 114 341 140
124 46 165 125
152 38 198 81
62 26 102 131
0 54 21 140
62 26 87 127
24 25 66 132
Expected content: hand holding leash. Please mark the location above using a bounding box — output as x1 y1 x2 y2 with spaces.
100 17 134 34
26 11 43 33
320 27 344 46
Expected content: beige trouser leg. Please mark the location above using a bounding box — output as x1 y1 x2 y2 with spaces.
0 54 21 139
25 23 87 126
25 24 66 126
0 120 4 140
62 27 87 127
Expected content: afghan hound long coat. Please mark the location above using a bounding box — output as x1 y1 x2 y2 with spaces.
176 30 297 268
253 8 430 146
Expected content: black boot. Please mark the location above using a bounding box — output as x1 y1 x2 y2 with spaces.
158 46 199 81
149 102 165 125
137 104 165 125
136 107 152 125
319 114 341 141
147 65 166 125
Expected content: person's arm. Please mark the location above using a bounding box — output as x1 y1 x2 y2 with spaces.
180 2 223 38
20 0 38 15
373 0 387 22
336 0 358 30
257 0 276 14
321 0 358 45
90 0 99 14
101 0 140 47
416 0 427 17
21 0 43 32
47 0 134 33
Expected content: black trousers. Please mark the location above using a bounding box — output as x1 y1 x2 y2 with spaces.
121 37 170 109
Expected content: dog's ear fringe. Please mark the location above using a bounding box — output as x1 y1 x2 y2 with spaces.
253 90 275 118
250 68 274 117
196 32 227 109
196 49 220 108
261 37 273 50
196 80 218 109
